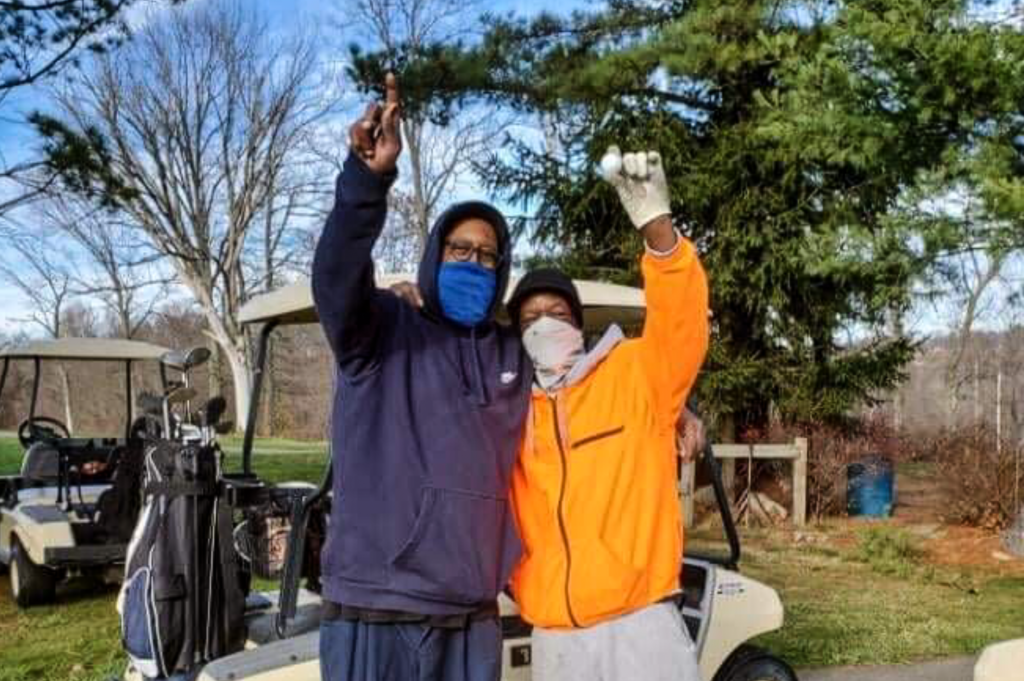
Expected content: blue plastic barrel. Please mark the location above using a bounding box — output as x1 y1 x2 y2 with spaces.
846 456 895 517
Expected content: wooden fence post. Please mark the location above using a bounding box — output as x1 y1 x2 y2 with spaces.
793 437 808 526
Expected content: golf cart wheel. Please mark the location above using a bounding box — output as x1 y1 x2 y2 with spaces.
10 537 57 608
713 644 798 681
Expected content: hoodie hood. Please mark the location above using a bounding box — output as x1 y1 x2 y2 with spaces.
418 201 513 326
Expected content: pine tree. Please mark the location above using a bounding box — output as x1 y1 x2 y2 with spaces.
349 0 1024 430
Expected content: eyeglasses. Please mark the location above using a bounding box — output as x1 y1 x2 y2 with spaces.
444 239 502 270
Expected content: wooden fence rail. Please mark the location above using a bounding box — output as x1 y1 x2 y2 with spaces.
680 438 808 527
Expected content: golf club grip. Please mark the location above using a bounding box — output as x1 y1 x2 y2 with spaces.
204 396 227 424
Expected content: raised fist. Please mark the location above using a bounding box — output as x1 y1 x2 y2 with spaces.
600 146 671 230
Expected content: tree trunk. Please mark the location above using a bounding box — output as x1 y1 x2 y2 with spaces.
402 118 431 253
223 340 252 434
974 355 982 424
208 342 222 399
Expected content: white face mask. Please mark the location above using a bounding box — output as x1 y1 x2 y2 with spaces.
522 316 585 391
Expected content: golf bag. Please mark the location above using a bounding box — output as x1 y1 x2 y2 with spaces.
118 439 246 679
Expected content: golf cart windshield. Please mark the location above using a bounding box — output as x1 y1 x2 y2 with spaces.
0 338 178 527
0 338 173 445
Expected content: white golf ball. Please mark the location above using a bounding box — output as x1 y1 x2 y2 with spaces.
601 152 622 177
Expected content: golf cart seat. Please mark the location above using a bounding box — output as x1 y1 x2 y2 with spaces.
21 442 60 481
95 442 145 543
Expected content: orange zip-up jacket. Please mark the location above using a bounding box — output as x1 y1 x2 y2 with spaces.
509 238 709 629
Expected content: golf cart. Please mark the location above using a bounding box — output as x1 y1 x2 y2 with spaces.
0 338 209 607
974 639 1024 680
162 273 797 681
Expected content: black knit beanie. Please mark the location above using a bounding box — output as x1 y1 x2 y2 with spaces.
507 268 584 329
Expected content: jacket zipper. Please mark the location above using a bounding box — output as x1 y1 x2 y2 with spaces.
551 395 580 627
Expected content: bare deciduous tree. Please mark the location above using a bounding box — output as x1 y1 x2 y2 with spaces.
34 196 171 338
44 2 335 426
0 236 74 339
0 234 79 429
341 0 511 265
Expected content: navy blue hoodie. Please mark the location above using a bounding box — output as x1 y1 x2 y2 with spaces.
311 153 531 615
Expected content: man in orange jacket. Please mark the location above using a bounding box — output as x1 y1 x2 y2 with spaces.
504 146 710 680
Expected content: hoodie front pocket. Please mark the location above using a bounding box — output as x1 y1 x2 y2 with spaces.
390 487 514 605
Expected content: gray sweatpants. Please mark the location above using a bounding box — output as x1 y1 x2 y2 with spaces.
531 602 703 681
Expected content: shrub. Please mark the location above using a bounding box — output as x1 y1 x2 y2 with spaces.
919 424 1024 531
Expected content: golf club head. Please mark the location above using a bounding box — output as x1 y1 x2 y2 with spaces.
184 346 212 369
165 386 197 406
199 396 227 428
161 346 212 372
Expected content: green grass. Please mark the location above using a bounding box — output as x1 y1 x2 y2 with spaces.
0 437 23 475
745 531 1024 667
1 436 1023 679
0 578 123 681
0 434 329 484
218 435 328 485
852 525 926 579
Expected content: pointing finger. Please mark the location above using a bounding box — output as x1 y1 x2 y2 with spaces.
381 102 401 146
385 72 400 108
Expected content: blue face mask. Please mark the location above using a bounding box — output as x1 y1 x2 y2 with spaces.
438 262 497 327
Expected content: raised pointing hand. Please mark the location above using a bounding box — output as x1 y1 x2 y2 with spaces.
349 73 402 175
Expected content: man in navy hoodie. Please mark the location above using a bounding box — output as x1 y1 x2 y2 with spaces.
311 74 531 681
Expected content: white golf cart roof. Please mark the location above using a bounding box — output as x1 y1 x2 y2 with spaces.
0 338 172 362
238 274 646 331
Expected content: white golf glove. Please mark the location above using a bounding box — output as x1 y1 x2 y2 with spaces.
600 146 671 230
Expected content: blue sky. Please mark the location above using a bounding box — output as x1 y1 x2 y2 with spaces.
0 0 1019 339
0 0 586 334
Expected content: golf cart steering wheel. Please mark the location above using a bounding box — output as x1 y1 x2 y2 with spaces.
18 416 71 448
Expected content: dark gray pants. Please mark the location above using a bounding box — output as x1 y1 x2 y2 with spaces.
319 617 502 681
